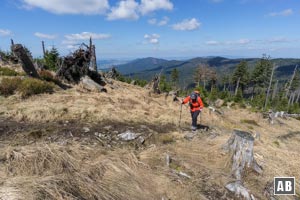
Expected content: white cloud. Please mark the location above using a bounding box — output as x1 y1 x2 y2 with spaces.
237 39 250 44
172 18 201 31
144 33 160 44
224 39 251 45
0 29 12 36
205 39 251 46
148 16 169 26
20 0 109 15
34 32 57 39
139 0 173 15
158 16 169 26
205 40 220 45
107 0 139 20
268 9 293 17
65 32 111 40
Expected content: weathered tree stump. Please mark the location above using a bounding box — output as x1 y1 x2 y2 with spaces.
11 44 40 78
223 130 263 199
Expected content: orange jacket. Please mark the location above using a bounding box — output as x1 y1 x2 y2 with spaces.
182 95 204 112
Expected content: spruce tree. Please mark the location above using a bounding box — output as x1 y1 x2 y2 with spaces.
232 61 249 92
44 47 60 71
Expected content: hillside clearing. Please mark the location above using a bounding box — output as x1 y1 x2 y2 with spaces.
0 80 300 199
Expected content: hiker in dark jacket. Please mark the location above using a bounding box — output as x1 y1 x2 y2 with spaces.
182 91 204 131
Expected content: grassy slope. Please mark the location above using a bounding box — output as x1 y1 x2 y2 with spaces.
0 78 300 199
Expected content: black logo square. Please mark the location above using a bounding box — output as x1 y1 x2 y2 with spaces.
274 177 295 195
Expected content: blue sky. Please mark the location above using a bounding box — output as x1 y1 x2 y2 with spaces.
0 0 300 59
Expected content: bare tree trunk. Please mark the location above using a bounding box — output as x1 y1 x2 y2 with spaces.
92 45 97 72
272 80 278 100
296 91 300 103
286 65 298 97
234 77 240 96
89 37 97 72
42 41 46 58
264 64 275 111
12 44 40 78
251 85 255 101
291 92 296 105
10 39 15 56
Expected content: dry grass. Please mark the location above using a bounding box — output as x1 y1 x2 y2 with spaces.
1 79 300 199
1 143 168 200
0 80 191 126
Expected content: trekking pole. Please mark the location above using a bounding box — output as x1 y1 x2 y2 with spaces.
178 103 183 127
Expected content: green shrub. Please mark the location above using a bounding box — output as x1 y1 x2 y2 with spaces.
208 87 218 102
18 78 54 98
0 67 19 76
234 89 243 103
219 90 230 100
0 77 22 96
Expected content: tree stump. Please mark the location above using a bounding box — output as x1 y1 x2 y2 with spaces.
12 44 40 78
223 130 263 199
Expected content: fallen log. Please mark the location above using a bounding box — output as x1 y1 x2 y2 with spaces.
223 130 262 199
11 44 40 78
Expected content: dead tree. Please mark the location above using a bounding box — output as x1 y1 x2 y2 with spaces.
56 44 106 87
42 41 46 58
286 65 298 97
234 77 240 96
296 90 300 103
271 80 278 100
223 130 262 199
264 64 276 111
12 44 40 78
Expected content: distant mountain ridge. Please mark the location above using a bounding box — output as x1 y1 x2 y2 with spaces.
116 57 168 74
115 56 300 87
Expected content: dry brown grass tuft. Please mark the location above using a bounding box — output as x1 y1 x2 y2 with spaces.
1 144 168 200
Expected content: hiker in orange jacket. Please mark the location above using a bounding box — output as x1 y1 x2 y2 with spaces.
182 91 204 131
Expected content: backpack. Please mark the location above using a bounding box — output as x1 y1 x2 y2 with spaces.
189 92 200 108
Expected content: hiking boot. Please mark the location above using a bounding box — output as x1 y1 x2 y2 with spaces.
191 126 197 131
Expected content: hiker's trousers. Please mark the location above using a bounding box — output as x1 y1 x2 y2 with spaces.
191 110 200 127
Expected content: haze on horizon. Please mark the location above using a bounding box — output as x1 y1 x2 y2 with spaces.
0 0 300 59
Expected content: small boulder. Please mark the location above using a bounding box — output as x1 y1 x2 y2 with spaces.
214 99 224 108
118 130 138 141
82 127 90 133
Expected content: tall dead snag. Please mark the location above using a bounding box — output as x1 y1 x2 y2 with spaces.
223 130 262 199
12 44 40 78
89 37 97 72
264 64 276 111
56 45 106 88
